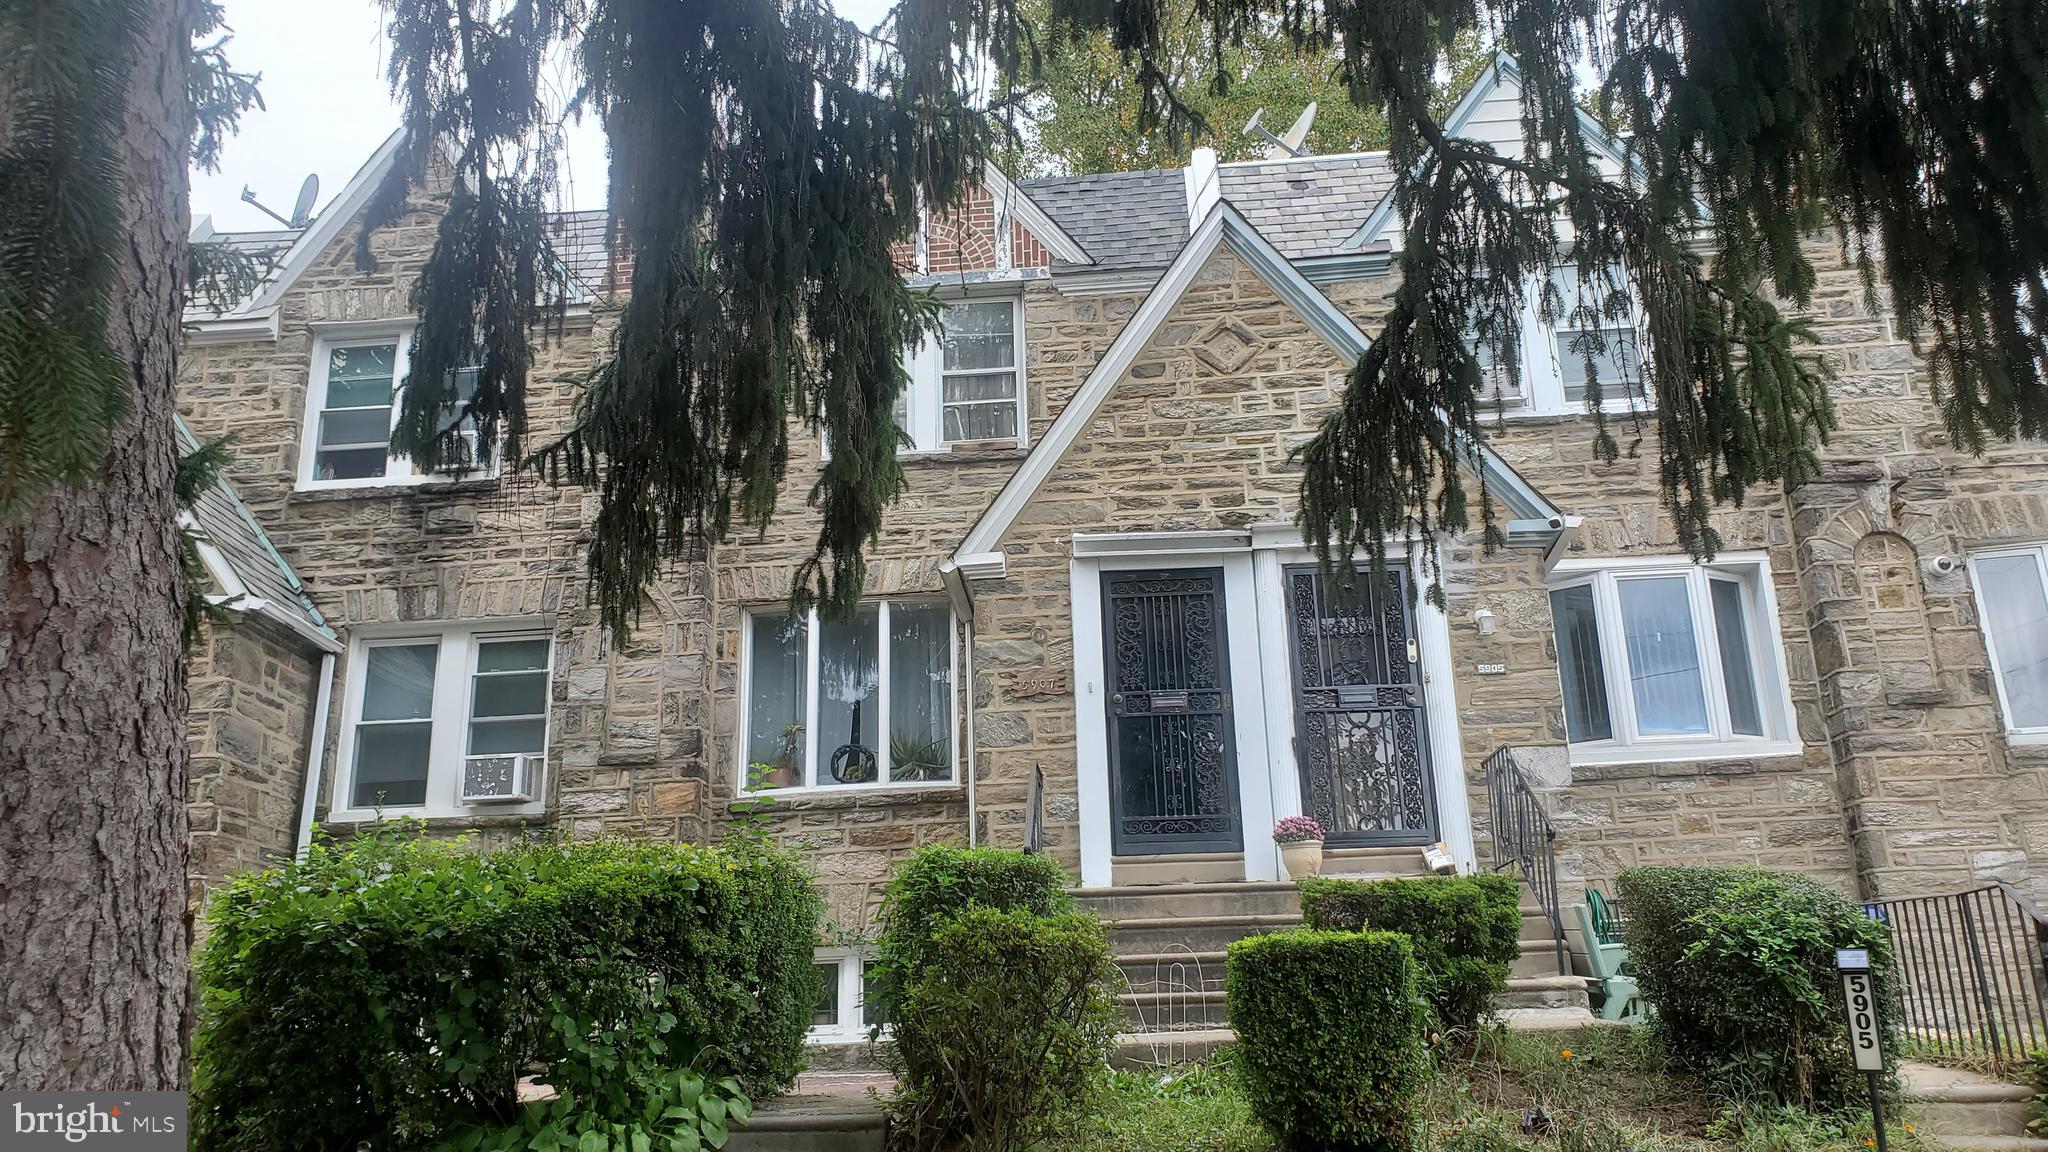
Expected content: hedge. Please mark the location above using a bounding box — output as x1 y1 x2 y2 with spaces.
890 907 1121 1152
868 844 1073 1016
1618 865 1896 1109
192 828 822 1152
1227 929 1429 1152
872 846 1110 1152
1299 873 1522 1030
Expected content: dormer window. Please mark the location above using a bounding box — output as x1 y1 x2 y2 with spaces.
897 297 1027 452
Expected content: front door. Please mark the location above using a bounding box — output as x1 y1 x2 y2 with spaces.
1102 567 1243 855
1284 565 1438 846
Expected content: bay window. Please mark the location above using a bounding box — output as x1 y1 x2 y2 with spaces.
1547 556 1795 763
1970 545 2048 743
741 601 957 792
336 623 552 817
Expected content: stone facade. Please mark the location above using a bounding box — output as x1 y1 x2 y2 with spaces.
184 614 321 914
176 135 2048 935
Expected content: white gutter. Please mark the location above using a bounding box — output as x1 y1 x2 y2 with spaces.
294 652 337 860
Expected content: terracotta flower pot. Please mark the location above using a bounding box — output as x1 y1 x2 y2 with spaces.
1279 839 1324 880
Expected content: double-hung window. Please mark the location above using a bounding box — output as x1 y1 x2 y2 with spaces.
336 623 552 817
897 297 1027 452
1547 556 1796 764
1970 544 2048 744
300 324 487 489
1461 262 1649 416
740 601 957 792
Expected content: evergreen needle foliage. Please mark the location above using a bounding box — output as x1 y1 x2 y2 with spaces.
1 0 262 521
367 0 2048 633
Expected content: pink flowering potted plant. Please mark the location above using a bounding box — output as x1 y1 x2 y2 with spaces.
1274 815 1325 879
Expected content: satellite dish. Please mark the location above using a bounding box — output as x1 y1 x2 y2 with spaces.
1277 103 1318 154
1243 105 1314 159
288 173 319 229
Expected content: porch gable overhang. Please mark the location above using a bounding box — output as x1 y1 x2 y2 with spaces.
948 198 1569 582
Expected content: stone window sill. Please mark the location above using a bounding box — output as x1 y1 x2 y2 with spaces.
734 784 966 812
290 477 500 504
319 809 550 833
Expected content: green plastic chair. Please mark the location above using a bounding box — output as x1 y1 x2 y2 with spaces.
1572 899 1644 1022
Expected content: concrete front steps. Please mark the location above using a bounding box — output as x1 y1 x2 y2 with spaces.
1080 862 1594 1030
1903 1063 2047 1152
705 1074 895 1152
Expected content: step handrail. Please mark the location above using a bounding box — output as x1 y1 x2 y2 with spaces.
1482 746 1569 976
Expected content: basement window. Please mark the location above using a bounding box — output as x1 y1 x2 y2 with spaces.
1546 556 1798 765
810 950 888 1043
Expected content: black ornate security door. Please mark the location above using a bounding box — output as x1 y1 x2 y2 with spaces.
1285 566 1438 846
1103 568 1243 855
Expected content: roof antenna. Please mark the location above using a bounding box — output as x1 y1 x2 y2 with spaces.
240 173 320 229
1244 103 1318 160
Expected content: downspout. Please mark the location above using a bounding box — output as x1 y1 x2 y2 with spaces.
295 652 337 860
940 560 978 847
963 617 978 847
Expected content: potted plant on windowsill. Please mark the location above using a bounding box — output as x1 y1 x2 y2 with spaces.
1274 816 1326 880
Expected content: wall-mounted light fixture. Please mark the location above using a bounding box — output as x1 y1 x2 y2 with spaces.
1472 608 1498 637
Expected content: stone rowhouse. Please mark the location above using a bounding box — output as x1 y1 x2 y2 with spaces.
178 59 2048 957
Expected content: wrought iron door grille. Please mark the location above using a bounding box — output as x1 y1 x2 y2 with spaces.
1285 567 1437 846
1103 569 1242 854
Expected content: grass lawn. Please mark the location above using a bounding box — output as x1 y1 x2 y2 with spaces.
1052 1027 1939 1152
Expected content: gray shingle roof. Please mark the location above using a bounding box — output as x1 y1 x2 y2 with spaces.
1018 169 1190 271
1216 152 1395 258
176 417 335 647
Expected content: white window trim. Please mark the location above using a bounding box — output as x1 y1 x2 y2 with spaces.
807 947 885 1044
1547 552 1800 766
1968 544 2048 746
330 620 552 821
736 601 961 797
837 293 1027 460
1476 267 1653 419
297 320 495 492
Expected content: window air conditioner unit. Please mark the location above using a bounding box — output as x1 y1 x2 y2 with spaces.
461 753 537 803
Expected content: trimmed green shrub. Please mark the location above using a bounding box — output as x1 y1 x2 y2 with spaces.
1299 873 1522 1030
889 906 1121 1152
869 844 1073 1018
192 827 822 1152
1226 929 1429 1152
1619 865 1896 1109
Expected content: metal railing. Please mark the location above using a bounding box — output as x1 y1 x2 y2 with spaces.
1482 746 1569 975
1868 882 2048 1069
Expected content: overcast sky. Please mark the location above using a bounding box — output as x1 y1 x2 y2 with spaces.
191 0 897 232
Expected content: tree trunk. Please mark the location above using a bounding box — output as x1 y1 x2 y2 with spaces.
0 0 193 1090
